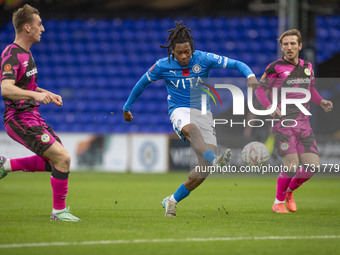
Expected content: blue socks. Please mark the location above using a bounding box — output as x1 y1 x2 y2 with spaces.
203 150 216 165
173 184 190 203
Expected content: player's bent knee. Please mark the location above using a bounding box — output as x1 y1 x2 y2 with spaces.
59 152 71 168
48 149 71 171
62 153 71 168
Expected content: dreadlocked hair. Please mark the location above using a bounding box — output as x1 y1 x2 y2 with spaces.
160 20 194 62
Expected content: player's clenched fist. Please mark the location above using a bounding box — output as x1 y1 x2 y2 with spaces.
247 76 259 90
320 99 333 113
123 110 134 122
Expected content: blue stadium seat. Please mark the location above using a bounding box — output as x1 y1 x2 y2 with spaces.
1 15 334 133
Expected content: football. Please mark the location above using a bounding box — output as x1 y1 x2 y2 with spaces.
241 141 270 167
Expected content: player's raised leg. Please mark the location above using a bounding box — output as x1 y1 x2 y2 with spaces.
162 124 208 217
162 123 231 217
215 148 232 168
0 155 52 177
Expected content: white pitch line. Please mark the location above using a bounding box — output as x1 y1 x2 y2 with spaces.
0 235 340 249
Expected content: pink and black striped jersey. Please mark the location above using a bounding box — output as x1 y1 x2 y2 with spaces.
259 58 314 127
0 43 40 123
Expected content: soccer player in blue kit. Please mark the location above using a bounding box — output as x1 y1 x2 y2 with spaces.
123 21 258 217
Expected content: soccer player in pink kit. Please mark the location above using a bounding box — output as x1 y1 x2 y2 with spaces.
0 4 80 221
255 29 333 213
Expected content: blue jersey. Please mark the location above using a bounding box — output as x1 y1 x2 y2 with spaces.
124 50 254 115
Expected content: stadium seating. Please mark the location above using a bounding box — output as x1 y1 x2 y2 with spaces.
0 16 338 133
316 16 340 63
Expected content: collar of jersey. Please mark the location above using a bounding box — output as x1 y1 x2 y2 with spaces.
282 57 300 66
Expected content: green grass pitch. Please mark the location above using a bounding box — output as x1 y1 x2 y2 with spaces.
0 171 339 255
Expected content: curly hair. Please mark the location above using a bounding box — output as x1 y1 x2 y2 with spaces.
160 20 194 62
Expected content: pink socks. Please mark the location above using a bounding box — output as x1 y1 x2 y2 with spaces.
9 156 70 211
275 172 293 201
10 155 50 172
51 168 69 210
276 167 315 201
288 167 315 191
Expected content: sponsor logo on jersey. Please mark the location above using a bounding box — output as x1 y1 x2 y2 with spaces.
2 64 13 75
4 64 12 72
23 61 29 67
287 77 310 85
304 68 311 76
169 70 177 75
41 134 51 143
283 71 291 76
26 67 37 77
170 76 204 89
192 64 201 74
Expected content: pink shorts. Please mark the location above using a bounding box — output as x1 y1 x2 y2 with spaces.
4 112 61 156
273 126 318 156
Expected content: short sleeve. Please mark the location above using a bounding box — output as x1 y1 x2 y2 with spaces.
259 63 277 89
1 54 19 81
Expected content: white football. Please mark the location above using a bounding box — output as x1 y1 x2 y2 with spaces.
241 141 270 166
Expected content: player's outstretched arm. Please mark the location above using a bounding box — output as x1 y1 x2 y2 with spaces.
123 110 133 122
226 58 258 90
123 73 152 122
